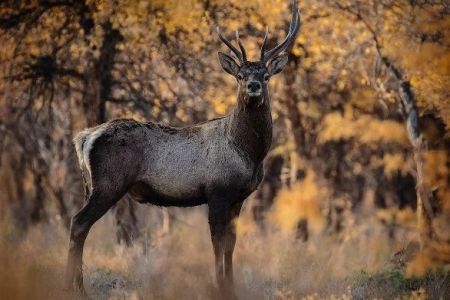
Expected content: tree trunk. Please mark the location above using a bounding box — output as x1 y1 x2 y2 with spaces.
93 21 140 245
376 56 434 245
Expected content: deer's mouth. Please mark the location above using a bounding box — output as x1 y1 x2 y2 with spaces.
247 91 262 97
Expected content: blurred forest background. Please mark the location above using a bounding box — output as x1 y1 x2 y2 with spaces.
0 0 449 299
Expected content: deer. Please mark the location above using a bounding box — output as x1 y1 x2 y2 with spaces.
65 1 300 298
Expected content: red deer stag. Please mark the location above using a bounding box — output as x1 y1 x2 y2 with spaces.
65 1 300 298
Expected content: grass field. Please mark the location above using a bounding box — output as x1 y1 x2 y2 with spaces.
1 203 448 300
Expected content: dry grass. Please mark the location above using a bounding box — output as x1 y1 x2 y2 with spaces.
0 203 448 300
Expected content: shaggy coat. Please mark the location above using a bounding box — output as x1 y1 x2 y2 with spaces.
65 2 299 298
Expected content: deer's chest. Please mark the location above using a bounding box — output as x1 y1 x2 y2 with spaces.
205 155 264 200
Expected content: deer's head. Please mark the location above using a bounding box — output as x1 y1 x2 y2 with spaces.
217 0 300 107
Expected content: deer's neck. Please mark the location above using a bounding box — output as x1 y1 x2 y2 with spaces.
227 87 273 164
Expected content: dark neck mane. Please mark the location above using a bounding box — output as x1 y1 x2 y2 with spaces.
226 87 273 164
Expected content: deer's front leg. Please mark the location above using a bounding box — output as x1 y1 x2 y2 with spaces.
224 201 243 288
208 200 226 289
208 197 242 300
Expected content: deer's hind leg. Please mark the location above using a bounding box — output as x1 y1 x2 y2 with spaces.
64 183 126 293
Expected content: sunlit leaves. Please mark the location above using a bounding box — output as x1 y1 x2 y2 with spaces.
318 110 409 145
269 171 326 233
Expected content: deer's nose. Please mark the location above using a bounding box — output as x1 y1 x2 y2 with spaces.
247 81 261 93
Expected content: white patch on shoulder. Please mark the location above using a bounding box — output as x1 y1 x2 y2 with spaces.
82 125 108 189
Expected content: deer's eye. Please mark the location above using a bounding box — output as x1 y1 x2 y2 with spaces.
264 74 270 81
237 74 244 80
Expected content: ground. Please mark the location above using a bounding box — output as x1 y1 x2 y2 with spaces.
0 204 448 300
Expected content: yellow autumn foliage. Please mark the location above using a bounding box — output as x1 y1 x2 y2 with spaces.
318 111 409 145
269 171 325 233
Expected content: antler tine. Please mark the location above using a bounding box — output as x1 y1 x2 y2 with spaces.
262 0 300 63
235 30 247 62
260 27 269 61
216 26 243 62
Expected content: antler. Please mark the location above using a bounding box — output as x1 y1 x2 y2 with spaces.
217 0 299 63
260 27 269 60
216 27 246 62
260 0 300 63
235 30 247 62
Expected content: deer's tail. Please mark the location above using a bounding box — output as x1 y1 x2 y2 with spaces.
73 125 109 195
74 130 89 169
73 129 92 192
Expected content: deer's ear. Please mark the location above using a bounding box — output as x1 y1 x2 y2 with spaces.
218 52 239 76
268 53 289 76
